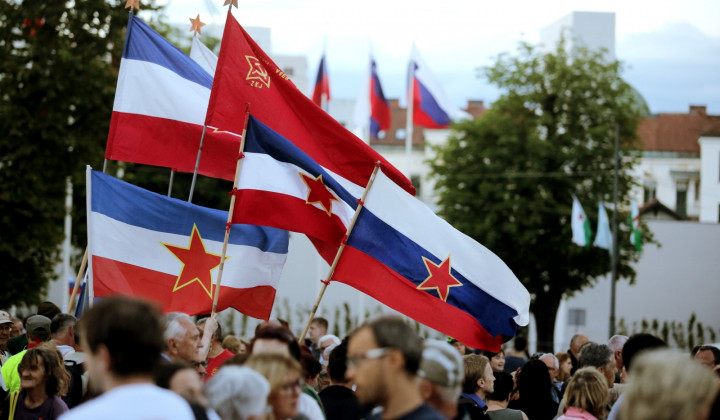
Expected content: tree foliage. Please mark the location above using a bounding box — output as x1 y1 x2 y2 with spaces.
0 1 154 307
430 41 651 349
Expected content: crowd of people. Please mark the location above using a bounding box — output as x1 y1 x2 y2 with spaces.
0 297 718 420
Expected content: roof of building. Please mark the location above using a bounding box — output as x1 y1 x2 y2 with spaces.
638 105 720 154
639 198 685 220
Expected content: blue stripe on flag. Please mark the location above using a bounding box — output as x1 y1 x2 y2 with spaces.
348 207 519 338
244 116 358 209
90 171 288 254
124 14 213 89
415 76 451 126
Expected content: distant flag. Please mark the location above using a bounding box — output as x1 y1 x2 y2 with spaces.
204 11 414 196
332 169 530 351
370 57 391 139
571 196 592 247
594 201 613 250
87 167 289 318
629 199 642 251
409 45 469 128
312 53 330 109
106 14 238 181
190 36 217 75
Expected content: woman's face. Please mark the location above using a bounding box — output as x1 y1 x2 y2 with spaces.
20 356 47 392
270 373 301 419
491 352 506 371
561 358 572 375
451 341 467 356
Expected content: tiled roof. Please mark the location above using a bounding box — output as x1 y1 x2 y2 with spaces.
638 106 720 153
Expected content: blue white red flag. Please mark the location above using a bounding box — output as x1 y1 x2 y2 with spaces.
106 14 238 181
86 167 288 318
332 169 530 351
231 115 358 262
370 57 391 139
312 53 330 108
409 46 468 128
205 11 414 196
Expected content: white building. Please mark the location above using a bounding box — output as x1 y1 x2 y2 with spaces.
699 133 720 223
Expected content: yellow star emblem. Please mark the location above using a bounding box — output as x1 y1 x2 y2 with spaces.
189 14 206 35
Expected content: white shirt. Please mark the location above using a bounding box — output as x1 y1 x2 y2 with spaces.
59 383 194 420
299 393 324 420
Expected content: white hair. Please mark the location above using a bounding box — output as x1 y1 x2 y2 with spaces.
539 353 559 369
206 366 270 420
319 334 341 346
607 335 628 352
163 312 193 342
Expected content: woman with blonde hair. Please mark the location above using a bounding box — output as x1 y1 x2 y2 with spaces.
556 367 608 420
555 353 572 383
0 343 70 420
245 353 307 420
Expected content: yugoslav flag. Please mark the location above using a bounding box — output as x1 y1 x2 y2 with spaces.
87 167 289 318
594 201 613 251
190 36 218 75
410 45 469 128
332 170 530 351
106 14 238 181
370 57 391 139
232 115 358 261
312 53 330 108
571 196 592 247
204 11 414 196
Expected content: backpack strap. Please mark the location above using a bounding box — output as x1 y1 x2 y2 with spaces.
8 391 20 420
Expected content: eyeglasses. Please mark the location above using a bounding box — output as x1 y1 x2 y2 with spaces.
277 378 303 394
346 347 391 368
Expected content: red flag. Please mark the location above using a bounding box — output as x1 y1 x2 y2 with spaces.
205 11 414 196
312 53 330 107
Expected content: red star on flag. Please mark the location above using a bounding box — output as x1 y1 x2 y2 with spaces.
417 255 463 301
162 225 226 299
300 172 338 216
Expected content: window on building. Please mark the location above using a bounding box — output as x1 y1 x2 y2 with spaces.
676 181 688 218
410 175 421 197
695 179 701 201
568 308 586 327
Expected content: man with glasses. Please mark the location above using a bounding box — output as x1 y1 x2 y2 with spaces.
347 316 445 420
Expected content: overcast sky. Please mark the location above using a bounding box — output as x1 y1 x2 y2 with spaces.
157 0 720 114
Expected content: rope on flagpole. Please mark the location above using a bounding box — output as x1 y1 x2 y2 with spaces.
66 248 88 314
210 103 250 317
298 161 382 344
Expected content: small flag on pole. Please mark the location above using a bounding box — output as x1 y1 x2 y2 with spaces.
629 199 642 251
370 57 391 139
594 201 612 251
312 53 330 109
571 196 592 247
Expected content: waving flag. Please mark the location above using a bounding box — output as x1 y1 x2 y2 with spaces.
190 36 218 75
204 11 414 196
232 115 358 261
312 53 330 108
629 200 642 251
106 14 238 181
571 196 592 247
332 170 530 351
594 201 613 250
87 168 288 319
409 46 468 128
370 57 391 139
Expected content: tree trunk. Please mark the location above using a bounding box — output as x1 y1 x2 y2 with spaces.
532 293 562 352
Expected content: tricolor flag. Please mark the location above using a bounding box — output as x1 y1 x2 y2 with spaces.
106 14 238 181
571 196 592 247
332 170 530 351
409 46 468 128
232 115 358 262
312 53 330 108
87 168 288 319
190 36 218 75
594 201 613 251
204 11 414 197
370 57 391 139
629 199 642 251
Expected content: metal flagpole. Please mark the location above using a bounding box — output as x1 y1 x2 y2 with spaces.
299 162 383 343
188 125 208 203
609 125 620 337
167 169 175 197
210 103 251 316
405 50 414 172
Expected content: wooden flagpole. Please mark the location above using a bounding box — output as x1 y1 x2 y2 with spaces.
298 162 382 343
66 248 88 314
210 103 251 316
187 125 208 203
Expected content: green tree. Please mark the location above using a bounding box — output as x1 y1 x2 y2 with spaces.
0 2 161 307
430 40 651 350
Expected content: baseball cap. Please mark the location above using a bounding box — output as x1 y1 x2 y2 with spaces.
26 315 51 337
0 311 12 325
418 339 464 388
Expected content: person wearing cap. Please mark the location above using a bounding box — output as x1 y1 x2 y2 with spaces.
0 311 14 365
1 314 52 392
7 301 61 355
418 339 464 419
